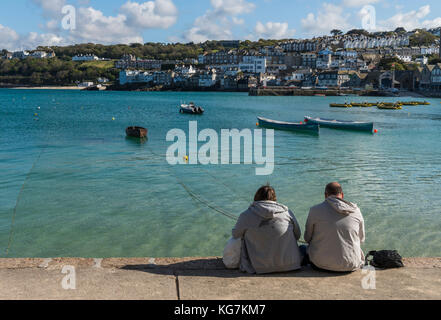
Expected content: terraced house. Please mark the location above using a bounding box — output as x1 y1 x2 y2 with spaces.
430 63 441 91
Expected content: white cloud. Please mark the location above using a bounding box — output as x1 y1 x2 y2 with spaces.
185 14 233 43
183 0 255 43
66 7 143 45
301 3 352 36
232 17 245 25
342 0 379 8
254 21 295 39
0 0 180 50
210 0 255 15
120 0 178 29
0 23 64 51
378 5 441 31
31 0 66 17
21 32 65 48
0 24 20 50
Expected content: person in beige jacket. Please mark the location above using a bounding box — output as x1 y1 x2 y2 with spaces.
302 182 365 272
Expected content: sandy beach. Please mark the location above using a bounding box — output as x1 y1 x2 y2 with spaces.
9 86 84 90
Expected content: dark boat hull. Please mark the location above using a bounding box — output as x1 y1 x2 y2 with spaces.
180 108 204 114
126 126 148 138
305 117 373 132
258 117 319 134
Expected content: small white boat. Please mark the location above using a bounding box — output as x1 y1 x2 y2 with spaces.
179 102 204 115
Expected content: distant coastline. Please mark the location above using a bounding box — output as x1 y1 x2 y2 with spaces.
8 86 84 90
1 84 431 98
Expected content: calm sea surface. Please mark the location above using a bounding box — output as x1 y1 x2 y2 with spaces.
0 89 440 258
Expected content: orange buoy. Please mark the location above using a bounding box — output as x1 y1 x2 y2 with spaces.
256 122 259 126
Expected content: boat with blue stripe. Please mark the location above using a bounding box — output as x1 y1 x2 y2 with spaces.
304 116 374 132
257 117 320 134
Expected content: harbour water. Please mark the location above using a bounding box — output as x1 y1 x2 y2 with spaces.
0 89 440 258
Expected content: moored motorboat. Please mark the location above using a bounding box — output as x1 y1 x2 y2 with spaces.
330 103 352 108
257 117 319 134
304 116 374 132
351 102 374 107
126 126 148 138
398 101 418 106
180 102 204 114
400 101 430 106
377 103 402 110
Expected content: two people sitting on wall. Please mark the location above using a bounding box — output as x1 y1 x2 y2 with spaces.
223 182 365 274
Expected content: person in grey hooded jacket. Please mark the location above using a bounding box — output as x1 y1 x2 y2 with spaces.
232 185 303 274
303 182 365 272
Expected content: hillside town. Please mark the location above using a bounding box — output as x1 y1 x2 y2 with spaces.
1 28 441 96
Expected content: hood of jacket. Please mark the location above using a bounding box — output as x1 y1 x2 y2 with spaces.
248 201 289 219
326 196 359 216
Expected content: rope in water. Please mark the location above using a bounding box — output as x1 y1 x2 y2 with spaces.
176 179 239 221
145 146 308 244
146 146 240 221
198 167 251 204
4 148 45 256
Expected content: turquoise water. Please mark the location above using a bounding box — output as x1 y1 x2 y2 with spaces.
0 89 440 258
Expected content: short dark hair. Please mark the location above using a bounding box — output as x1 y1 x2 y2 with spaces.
325 182 343 196
254 185 277 202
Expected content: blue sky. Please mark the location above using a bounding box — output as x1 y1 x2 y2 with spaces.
1 0 441 50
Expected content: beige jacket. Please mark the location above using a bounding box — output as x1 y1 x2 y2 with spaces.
304 196 365 272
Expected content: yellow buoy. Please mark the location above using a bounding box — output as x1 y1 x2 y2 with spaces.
112 117 115 121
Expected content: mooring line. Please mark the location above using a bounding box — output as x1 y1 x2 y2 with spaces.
198 166 251 204
4 148 46 256
146 146 239 221
144 146 308 245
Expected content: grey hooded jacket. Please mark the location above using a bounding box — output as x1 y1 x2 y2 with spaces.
304 196 365 272
232 201 302 274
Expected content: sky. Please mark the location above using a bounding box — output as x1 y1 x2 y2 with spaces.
1 0 441 50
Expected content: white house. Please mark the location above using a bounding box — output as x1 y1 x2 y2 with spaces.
119 70 153 85
395 54 412 63
72 54 99 61
97 77 109 83
30 51 48 58
174 65 196 76
421 46 438 55
415 56 428 66
12 51 29 59
316 49 333 70
239 56 267 74
284 72 305 81
430 64 441 85
78 82 94 88
199 70 217 87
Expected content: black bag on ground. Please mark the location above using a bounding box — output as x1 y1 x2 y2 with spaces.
365 250 404 269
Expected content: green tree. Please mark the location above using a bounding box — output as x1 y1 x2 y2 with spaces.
410 30 437 46
331 29 343 36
